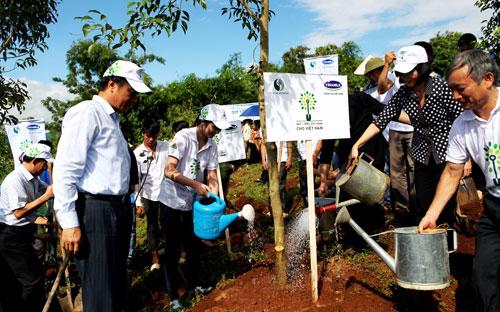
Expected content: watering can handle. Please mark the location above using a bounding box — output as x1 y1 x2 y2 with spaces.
359 152 375 165
448 229 458 254
207 192 222 204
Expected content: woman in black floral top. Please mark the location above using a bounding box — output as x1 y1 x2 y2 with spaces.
350 45 463 223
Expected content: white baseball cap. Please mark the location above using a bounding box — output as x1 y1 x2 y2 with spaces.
103 60 152 93
23 143 54 162
393 45 428 74
199 104 232 130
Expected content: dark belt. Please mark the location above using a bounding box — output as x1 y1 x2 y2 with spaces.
79 192 126 203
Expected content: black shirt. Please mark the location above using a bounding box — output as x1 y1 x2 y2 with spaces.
374 76 463 165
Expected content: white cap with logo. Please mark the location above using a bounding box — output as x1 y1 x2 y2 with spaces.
199 104 232 130
23 143 54 162
103 60 152 93
393 45 428 74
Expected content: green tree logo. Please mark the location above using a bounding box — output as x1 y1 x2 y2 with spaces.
213 134 221 144
299 91 317 121
484 141 500 185
200 108 209 120
190 159 201 176
20 139 31 152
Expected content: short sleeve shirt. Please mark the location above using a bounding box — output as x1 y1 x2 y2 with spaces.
0 166 47 226
447 88 500 198
374 76 463 165
158 127 218 210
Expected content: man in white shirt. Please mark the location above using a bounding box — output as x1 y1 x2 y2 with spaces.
0 143 54 312
419 50 499 311
53 60 151 312
133 118 168 271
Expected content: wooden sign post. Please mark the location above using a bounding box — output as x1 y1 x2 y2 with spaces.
306 140 318 301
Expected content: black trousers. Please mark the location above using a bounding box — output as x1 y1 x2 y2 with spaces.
142 198 162 251
414 160 456 225
160 204 200 300
0 223 44 312
473 194 500 312
75 195 131 312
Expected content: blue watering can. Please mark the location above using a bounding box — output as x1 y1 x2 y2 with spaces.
193 192 254 240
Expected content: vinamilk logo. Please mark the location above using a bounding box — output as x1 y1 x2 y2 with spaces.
299 91 317 121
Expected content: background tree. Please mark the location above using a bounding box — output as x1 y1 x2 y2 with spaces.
475 0 500 63
429 31 462 77
77 0 207 52
0 0 60 124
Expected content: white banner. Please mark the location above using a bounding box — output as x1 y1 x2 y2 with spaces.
214 122 246 163
221 103 257 121
304 55 339 75
264 73 350 142
5 119 47 167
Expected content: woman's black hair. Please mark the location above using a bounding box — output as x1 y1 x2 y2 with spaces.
415 62 431 85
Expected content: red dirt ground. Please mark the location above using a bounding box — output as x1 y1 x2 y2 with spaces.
190 202 480 312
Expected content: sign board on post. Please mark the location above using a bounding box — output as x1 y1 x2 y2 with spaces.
264 73 349 142
4 119 46 167
222 103 258 121
304 55 339 75
213 120 246 259
214 122 246 163
264 72 349 303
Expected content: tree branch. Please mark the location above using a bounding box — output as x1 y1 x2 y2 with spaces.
238 0 261 27
0 21 20 53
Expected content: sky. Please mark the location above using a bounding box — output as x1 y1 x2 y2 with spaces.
7 0 490 120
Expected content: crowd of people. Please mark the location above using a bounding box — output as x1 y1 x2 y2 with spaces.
1 32 500 312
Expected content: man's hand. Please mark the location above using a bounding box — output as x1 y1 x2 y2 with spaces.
195 182 211 197
462 159 473 178
261 160 269 171
318 182 329 197
136 206 145 218
61 227 82 254
44 185 54 199
418 211 439 233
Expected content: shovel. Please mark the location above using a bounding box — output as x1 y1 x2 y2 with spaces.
42 253 73 312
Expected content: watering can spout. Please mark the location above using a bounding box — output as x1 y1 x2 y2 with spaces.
218 213 240 233
335 207 396 273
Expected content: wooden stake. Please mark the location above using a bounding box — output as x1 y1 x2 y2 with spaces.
217 166 234 258
306 140 318 302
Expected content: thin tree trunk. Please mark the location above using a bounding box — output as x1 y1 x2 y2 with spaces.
258 0 286 286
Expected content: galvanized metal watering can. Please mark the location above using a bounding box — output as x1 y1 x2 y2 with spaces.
193 192 255 240
335 153 390 206
335 207 457 290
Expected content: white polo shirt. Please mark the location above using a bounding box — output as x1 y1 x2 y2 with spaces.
0 166 48 226
134 140 169 206
447 88 500 198
158 127 218 210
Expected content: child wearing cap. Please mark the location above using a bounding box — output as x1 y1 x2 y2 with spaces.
0 143 54 312
158 104 230 310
